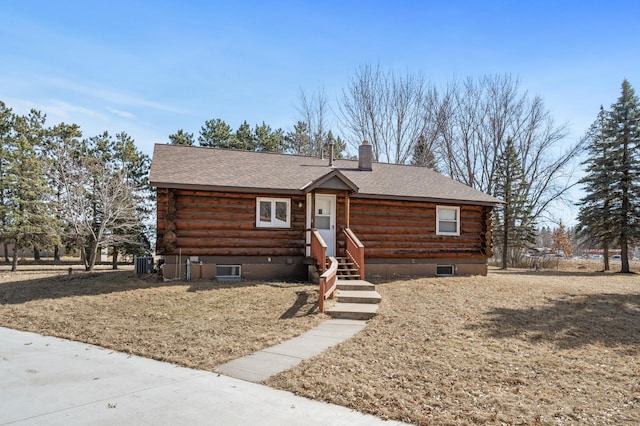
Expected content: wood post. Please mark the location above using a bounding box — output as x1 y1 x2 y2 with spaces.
345 191 350 229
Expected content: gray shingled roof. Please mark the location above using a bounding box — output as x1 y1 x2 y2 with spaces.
149 144 501 206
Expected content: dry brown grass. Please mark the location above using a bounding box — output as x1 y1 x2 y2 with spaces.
2 262 640 424
266 267 640 425
0 265 324 369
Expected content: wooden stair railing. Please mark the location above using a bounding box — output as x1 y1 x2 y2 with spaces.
344 228 365 280
310 229 327 274
319 256 338 313
311 230 338 313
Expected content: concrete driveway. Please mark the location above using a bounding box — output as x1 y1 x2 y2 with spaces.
0 327 405 425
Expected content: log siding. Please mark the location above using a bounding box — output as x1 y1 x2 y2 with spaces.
157 188 306 257
348 198 492 259
156 189 492 262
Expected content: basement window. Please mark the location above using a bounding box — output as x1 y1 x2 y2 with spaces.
436 265 455 277
436 206 460 236
256 197 291 228
216 265 241 281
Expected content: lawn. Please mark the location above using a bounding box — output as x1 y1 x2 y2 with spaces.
266 269 640 425
1 264 639 425
0 265 324 369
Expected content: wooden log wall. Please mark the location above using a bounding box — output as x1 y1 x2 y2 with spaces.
480 205 493 257
156 188 306 256
348 198 493 259
155 187 494 260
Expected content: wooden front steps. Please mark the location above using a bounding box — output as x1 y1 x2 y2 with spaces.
329 257 361 280
325 279 381 320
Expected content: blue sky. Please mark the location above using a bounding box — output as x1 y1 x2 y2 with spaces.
2 0 639 162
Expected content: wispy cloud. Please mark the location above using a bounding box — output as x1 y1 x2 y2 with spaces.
4 97 109 122
106 107 135 119
40 76 190 115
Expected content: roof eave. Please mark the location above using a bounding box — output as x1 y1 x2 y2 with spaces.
351 192 502 206
150 182 303 195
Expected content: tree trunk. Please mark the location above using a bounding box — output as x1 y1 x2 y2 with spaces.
620 235 630 273
501 210 509 269
603 244 610 271
86 243 99 271
11 241 18 272
3 242 8 263
83 245 91 271
112 247 118 270
54 245 60 262
33 245 40 261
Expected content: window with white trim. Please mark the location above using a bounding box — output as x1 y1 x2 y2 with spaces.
256 197 291 228
216 265 241 280
436 206 460 236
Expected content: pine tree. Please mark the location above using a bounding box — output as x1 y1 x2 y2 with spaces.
0 101 12 262
1 110 60 271
254 122 286 153
233 120 255 150
111 132 152 268
285 121 312 155
43 122 83 262
411 135 439 170
325 131 349 159
168 129 195 146
492 138 536 268
608 80 640 273
576 106 614 271
198 118 233 148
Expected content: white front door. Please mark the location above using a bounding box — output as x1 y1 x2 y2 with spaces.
314 194 336 257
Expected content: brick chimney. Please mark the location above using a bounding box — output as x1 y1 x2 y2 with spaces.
358 140 373 171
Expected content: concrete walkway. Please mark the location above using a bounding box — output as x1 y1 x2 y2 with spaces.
216 319 366 382
1 326 406 425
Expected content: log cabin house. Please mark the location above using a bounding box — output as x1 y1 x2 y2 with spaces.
149 142 501 281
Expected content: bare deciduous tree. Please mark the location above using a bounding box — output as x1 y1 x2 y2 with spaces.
338 64 440 164
52 135 143 271
64 159 139 271
338 69 582 264
296 87 329 157
438 75 580 226
293 87 350 159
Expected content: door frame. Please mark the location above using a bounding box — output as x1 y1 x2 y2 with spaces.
306 193 336 257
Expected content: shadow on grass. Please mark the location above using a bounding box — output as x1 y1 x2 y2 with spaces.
0 271 176 305
469 292 640 351
490 268 635 277
0 270 318 305
365 269 623 284
186 279 314 292
279 291 319 319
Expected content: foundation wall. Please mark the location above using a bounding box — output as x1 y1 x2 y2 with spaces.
160 255 307 281
364 258 487 280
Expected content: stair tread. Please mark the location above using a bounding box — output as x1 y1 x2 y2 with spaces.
337 290 381 297
326 302 379 314
337 279 371 285
336 290 381 304
337 280 373 284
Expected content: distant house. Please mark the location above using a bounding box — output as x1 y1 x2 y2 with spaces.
149 142 501 281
